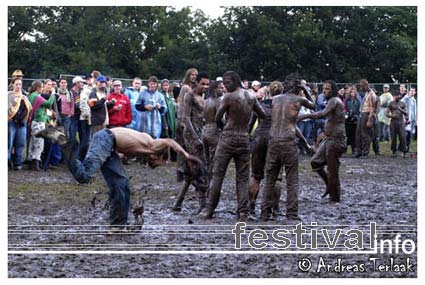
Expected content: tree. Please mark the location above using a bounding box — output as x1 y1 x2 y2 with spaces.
8 6 417 83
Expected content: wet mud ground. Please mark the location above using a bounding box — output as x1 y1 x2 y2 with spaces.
8 147 417 278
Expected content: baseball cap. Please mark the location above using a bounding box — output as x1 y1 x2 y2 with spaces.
113 80 122 86
216 76 223 82
12 69 24 77
252 80 261 86
383 84 390 89
72 76 85 85
96 75 107 82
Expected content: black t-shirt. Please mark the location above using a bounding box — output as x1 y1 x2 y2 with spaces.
12 99 28 126
70 89 81 118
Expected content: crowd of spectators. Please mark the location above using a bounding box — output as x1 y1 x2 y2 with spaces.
7 68 417 172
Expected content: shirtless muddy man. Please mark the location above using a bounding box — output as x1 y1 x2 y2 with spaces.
36 127 201 227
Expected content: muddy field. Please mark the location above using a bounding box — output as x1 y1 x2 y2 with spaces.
8 147 417 278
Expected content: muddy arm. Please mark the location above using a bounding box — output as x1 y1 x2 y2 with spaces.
182 92 200 143
295 126 313 155
178 85 191 105
253 97 266 119
300 86 316 110
300 97 337 120
152 138 202 165
398 105 408 116
215 96 228 129
296 126 309 147
248 113 258 134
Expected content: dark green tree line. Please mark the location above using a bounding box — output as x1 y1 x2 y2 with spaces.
8 6 416 82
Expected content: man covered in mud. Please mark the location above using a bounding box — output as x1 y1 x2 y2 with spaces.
35 127 201 228
175 68 198 181
199 71 266 221
249 81 314 217
248 81 283 215
202 80 225 182
259 80 316 221
298 80 346 202
355 79 378 158
386 91 408 157
172 72 210 213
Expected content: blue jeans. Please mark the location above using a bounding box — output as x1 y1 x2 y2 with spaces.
313 119 325 142
78 120 92 160
297 120 313 144
67 130 130 225
379 122 390 141
8 121 27 167
42 140 62 169
60 115 72 137
50 143 62 166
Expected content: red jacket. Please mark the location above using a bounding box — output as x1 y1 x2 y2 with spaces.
107 92 132 127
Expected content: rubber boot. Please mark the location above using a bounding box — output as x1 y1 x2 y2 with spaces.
172 180 190 212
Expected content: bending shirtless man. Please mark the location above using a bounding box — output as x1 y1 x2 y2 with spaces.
36 127 200 227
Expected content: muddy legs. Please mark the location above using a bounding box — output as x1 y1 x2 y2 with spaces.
172 180 190 212
249 178 260 215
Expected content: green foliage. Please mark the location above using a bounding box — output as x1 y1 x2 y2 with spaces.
8 6 416 82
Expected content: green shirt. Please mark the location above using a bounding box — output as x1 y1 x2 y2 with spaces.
163 92 176 138
28 92 55 123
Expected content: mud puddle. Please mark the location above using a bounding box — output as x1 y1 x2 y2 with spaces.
8 154 417 277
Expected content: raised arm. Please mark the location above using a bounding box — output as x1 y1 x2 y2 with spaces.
301 96 316 111
41 93 55 108
300 86 316 110
300 97 338 120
